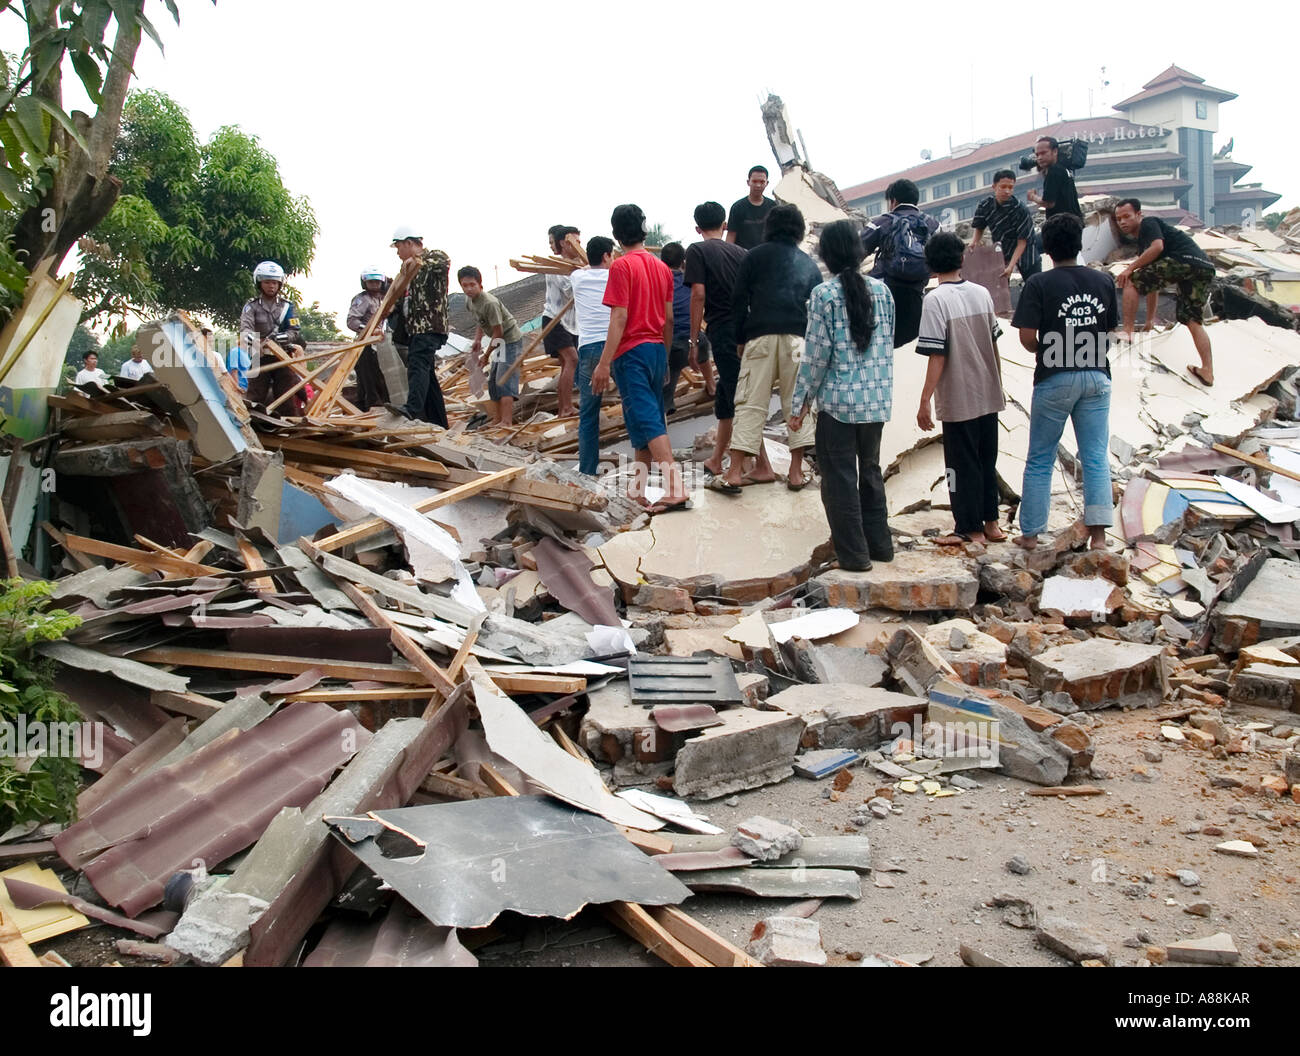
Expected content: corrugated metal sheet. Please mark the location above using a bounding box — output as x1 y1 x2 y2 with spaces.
532 536 621 628
53 701 369 916
303 900 477 967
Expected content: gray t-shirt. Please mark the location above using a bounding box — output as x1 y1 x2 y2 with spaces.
916 280 1005 423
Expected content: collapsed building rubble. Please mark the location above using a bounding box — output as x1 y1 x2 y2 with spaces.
2 208 1300 968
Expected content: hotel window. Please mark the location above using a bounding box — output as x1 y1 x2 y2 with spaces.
1196 99 1208 120
983 170 996 185
957 175 975 192
918 188 927 203
932 182 950 200
958 202 975 220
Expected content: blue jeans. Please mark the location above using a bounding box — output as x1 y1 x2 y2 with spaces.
1020 370 1113 537
577 341 603 475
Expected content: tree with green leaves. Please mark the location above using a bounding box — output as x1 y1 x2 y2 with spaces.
644 222 672 247
74 88 318 329
0 1 200 321
1262 212 1287 232
296 300 341 342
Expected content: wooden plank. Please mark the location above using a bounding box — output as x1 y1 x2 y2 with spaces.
40 521 96 570
61 534 222 577
0 908 41 967
162 540 215 581
600 903 712 968
131 646 427 683
420 770 494 800
438 464 606 511
478 763 520 798
649 905 764 968
313 466 525 553
1025 785 1105 797
258 433 448 478
235 537 277 592
309 278 403 415
500 299 573 386
151 690 224 720
334 580 456 699
617 826 673 856
447 613 482 681
478 672 586 696
1213 443 1300 484
283 687 441 703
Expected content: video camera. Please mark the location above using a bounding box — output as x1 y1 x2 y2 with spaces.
1018 138 1089 173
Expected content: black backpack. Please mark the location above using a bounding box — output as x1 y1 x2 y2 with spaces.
881 212 932 284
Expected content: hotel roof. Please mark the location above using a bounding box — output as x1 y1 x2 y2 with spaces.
1115 65 1238 109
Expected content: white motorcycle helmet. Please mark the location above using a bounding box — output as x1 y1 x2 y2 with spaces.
253 260 286 286
360 266 385 283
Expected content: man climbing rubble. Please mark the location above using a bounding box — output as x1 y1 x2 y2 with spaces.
384 224 452 427
239 260 305 412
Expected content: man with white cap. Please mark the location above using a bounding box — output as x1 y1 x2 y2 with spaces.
383 224 451 426
239 260 304 411
348 265 390 410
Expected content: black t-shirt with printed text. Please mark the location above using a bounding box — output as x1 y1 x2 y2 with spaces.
726 197 776 251
1011 265 1118 383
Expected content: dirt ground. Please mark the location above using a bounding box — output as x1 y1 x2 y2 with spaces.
490 703 1299 968
27 701 1297 969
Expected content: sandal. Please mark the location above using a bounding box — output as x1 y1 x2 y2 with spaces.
649 499 693 515
934 533 972 546
1187 365 1214 387
705 478 743 496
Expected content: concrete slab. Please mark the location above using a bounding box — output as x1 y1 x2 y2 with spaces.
626 485 832 601
763 684 925 750
579 682 665 765
1213 559 1300 652
923 619 1007 687
672 707 803 800
810 551 979 612
1027 639 1165 709
1166 932 1239 965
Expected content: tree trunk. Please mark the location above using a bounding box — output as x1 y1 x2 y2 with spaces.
11 3 144 270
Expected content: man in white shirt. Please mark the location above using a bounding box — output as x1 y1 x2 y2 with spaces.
570 235 614 476
119 345 154 382
544 225 582 418
73 351 110 390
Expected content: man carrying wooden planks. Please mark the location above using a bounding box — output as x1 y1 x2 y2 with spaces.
385 224 452 426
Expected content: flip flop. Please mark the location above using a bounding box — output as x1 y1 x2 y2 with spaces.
706 478 743 495
786 477 810 491
649 499 694 515
934 533 973 546
1187 365 1214 387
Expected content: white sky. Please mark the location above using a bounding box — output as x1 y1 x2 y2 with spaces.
7 0 1297 326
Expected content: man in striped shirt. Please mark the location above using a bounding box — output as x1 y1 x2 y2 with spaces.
970 170 1040 279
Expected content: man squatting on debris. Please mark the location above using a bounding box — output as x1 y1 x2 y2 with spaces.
1113 197 1216 387
590 203 689 513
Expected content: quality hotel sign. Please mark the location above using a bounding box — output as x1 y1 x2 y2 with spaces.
1062 123 1171 147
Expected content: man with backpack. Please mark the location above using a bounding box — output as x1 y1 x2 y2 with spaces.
861 179 940 347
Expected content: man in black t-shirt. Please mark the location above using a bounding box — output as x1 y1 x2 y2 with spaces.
1026 137 1081 220
726 166 776 251
1011 213 1117 554
686 201 748 476
1114 198 1215 386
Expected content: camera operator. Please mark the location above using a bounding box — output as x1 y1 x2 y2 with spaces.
1025 136 1082 220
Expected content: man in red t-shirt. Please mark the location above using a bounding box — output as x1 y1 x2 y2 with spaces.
592 203 688 512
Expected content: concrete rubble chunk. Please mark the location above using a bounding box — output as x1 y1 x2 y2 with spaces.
1166 932 1239 965
810 551 978 612
785 640 889 687
978 560 1040 601
928 680 1069 786
747 916 826 966
1037 916 1111 964
1213 559 1300 652
1028 639 1165 709
923 619 1007 687
886 626 959 696
762 683 925 750
731 816 803 861
580 681 665 768
672 707 804 800
1213 840 1258 857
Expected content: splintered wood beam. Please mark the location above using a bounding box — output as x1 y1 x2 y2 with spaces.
61 534 222 577
40 522 96 570
256 433 448 477
235 537 277 592
312 466 524 553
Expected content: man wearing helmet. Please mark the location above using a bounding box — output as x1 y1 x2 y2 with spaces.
239 261 306 412
347 266 391 410
383 225 451 427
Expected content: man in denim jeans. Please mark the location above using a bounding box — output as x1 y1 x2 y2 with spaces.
1011 213 1118 552
570 236 614 475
